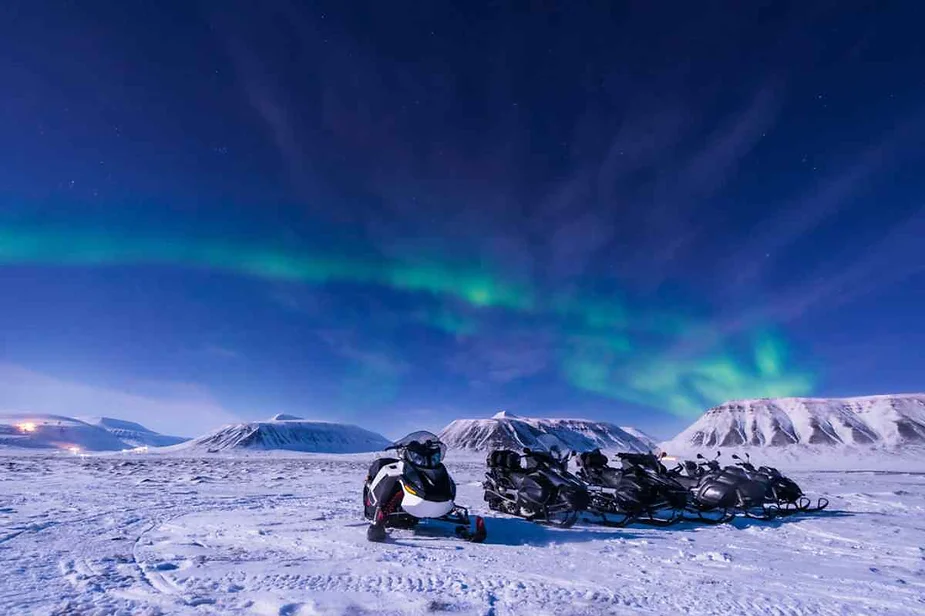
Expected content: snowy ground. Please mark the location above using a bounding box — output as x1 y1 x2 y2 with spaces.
1 454 924 615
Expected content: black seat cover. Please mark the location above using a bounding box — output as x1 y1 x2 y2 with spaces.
579 449 609 469
367 457 400 481
488 450 522 471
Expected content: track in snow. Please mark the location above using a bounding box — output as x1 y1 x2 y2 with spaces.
0 455 923 615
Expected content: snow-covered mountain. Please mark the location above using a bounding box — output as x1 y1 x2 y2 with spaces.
662 394 925 452
174 415 391 453
79 416 188 448
439 411 650 453
619 426 659 450
0 413 130 451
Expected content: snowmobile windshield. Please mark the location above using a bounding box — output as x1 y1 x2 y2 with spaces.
391 431 447 468
390 430 441 449
535 434 567 461
403 440 446 469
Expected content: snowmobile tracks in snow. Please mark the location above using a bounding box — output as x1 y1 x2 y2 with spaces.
1 455 924 615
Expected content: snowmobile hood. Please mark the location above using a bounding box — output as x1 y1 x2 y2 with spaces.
403 463 455 502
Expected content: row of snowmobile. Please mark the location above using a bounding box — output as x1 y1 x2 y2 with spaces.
484 444 828 528
361 431 828 542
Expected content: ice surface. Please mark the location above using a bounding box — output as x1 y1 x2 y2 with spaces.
2 452 924 615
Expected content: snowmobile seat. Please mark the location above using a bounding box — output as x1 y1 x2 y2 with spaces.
367 457 400 482
578 449 609 469
487 450 522 471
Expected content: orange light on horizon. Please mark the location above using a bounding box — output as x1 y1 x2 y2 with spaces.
16 422 37 433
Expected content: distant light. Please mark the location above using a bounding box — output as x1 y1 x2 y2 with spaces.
67 446 81 455
16 422 37 433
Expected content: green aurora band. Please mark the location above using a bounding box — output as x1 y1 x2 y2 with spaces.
0 224 815 416
0 225 533 311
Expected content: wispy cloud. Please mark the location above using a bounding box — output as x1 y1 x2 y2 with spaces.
0 363 237 437
448 332 552 386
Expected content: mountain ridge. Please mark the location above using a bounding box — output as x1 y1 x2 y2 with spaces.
172 415 391 453
662 393 925 452
79 416 188 448
439 414 650 453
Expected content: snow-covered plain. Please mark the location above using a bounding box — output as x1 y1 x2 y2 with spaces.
2 453 925 616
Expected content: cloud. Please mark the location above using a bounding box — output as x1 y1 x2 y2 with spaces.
0 363 237 437
730 207 925 329
448 333 551 385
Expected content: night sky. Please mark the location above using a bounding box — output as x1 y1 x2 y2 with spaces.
1 2 923 439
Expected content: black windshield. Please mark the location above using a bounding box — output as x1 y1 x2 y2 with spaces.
390 431 447 469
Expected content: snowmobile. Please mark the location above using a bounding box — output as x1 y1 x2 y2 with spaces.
483 444 590 527
574 449 711 526
363 431 486 543
667 452 776 520
729 453 829 515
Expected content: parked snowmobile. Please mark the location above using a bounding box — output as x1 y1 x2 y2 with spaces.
729 453 829 514
363 431 486 543
667 452 775 519
574 449 705 526
483 444 590 527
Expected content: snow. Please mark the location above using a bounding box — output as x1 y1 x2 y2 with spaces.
0 413 131 452
440 415 649 453
619 426 659 450
2 451 925 615
169 416 391 454
270 414 304 421
663 394 925 452
79 416 188 448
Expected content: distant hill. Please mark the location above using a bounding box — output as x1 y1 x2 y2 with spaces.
79 416 188 448
0 414 130 451
439 411 649 453
662 394 925 452
172 415 391 453
619 426 659 450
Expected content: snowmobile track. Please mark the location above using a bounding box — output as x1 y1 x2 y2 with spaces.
0 455 923 615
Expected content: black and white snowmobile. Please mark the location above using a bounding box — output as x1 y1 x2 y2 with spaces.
483 444 590 527
574 449 703 527
363 431 486 543
667 452 774 520
729 453 829 515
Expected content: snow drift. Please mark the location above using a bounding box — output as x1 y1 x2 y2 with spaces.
663 394 925 452
439 411 650 453
0 413 130 451
175 415 391 453
79 416 188 448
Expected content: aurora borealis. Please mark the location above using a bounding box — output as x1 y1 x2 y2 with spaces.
0 220 815 419
1 3 923 437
